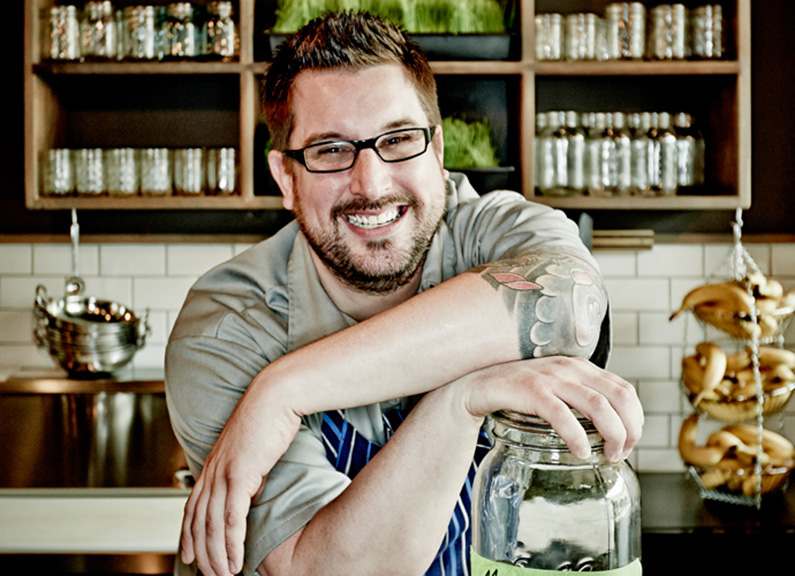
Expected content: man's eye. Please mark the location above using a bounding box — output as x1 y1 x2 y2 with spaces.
316 144 349 156
382 134 412 147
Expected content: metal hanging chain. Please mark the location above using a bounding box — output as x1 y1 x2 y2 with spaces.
731 209 765 508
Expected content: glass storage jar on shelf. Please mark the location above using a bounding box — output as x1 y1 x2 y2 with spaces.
628 112 651 197
584 111 607 197
80 1 116 61
536 111 585 198
647 111 678 196
203 1 238 60
674 112 706 190
587 111 632 197
471 410 642 575
164 2 198 60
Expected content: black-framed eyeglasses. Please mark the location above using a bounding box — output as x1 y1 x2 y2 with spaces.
283 126 436 173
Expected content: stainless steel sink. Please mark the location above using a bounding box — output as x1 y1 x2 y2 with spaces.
0 372 188 489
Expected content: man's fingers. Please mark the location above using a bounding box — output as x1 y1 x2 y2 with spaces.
205 477 233 576
180 475 202 564
581 370 644 457
225 476 258 575
191 469 217 575
535 398 592 459
573 391 628 461
507 357 643 462
575 372 642 461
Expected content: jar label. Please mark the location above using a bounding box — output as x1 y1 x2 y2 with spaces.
471 551 642 576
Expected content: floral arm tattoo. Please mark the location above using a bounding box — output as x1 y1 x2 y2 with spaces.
471 253 609 359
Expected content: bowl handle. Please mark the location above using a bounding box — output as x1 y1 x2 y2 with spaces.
34 284 49 307
136 309 152 347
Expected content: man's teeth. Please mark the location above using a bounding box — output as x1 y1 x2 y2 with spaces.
346 208 401 229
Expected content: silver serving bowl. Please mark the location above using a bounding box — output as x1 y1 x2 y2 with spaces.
35 285 142 334
34 285 149 376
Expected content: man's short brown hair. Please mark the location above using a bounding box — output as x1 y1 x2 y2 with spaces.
262 11 441 151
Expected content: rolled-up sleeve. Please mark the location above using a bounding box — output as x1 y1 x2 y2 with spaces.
165 231 353 575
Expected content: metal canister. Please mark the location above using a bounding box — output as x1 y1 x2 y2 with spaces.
471 411 642 574
692 5 724 59
605 2 646 60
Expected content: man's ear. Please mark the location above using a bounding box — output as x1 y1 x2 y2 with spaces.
268 149 295 210
434 124 448 177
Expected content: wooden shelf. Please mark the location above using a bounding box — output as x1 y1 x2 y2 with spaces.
30 195 284 211
24 0 751 213
532 194 746 211
430 61 527 75
535 60 742 76
33 61 248 75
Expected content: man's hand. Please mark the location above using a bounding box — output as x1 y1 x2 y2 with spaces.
179 383 302 576
459 356 643 462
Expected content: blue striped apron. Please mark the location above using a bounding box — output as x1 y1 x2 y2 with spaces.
320 408 493 576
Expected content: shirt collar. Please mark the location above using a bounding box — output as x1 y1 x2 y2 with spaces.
286 231 357 352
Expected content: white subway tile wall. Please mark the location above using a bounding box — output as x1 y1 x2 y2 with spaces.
0 240 793 472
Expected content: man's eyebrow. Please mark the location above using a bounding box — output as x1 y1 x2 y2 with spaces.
300 118 423 146
301 132 347 146
382 118 420 131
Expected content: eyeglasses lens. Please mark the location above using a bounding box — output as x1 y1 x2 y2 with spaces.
304 128 429 172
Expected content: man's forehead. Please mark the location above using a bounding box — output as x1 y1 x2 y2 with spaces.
289 64 427 141
292 64 418 102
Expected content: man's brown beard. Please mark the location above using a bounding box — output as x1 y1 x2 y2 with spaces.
295 193 442 294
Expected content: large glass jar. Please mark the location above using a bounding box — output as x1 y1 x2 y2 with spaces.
471 410 642 574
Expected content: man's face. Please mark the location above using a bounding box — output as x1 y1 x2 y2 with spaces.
273 64 447 294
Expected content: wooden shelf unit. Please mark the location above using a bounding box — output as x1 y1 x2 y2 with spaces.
24 0 750 211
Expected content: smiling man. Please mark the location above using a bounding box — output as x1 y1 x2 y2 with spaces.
165 12 643 576
277 65 446 295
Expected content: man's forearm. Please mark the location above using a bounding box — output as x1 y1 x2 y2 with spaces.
472 252 608 359
262 353 641 576
256 252 608 418
261 381 485 576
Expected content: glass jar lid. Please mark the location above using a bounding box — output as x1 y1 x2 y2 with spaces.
492 409 604 452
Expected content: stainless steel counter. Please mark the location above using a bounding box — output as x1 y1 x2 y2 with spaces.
0 368 188 489
0 368 189 564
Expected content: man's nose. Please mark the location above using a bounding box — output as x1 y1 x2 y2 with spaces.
349 148 392 198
